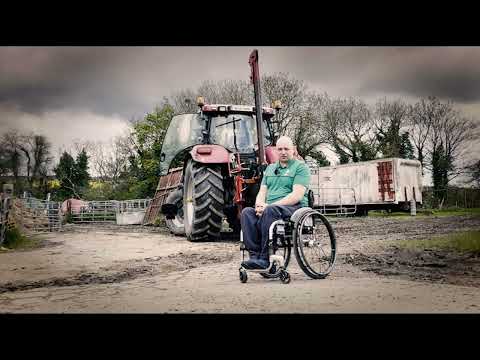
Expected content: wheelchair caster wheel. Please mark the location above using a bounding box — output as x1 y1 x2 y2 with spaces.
239 269 248 283
280 270 290 284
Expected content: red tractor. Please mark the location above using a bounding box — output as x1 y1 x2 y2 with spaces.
157 50 291 241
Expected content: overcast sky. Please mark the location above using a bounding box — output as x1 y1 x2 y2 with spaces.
1 46 479 172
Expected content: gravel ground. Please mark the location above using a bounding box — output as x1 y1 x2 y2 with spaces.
0 214 479 313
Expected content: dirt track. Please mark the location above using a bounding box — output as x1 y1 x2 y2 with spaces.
0 215 479 313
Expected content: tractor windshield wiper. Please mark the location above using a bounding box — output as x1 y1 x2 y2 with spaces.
215 117 243 128
215 116 241 152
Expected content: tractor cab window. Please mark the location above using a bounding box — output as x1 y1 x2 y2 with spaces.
211 114 272 153
160 113 203 175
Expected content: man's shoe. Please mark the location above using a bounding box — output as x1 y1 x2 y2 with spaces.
241 259 257 269
250 258 269 270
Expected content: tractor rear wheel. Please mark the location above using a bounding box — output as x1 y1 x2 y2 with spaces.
165 189 185 236
183 160 225 242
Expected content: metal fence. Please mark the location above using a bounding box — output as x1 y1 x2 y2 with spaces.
17 197 63 232
422 187 480 209
69 199 152 224
117 199 152 213
70 200 118 223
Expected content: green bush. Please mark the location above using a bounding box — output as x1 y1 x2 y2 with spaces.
3 226 35 249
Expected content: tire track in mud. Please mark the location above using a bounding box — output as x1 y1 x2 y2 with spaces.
333 215 480 287
342 245 480 287
0 251 235 294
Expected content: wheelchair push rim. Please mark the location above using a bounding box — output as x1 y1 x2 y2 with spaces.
293 210 337 279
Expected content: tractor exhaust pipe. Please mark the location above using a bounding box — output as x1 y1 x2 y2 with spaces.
249 49 266 166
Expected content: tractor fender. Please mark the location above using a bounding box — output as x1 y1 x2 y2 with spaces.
190 144 230 164
265 146 279 163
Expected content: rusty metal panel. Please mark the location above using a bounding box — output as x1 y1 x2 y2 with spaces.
143 167 183 225
377 161 395 201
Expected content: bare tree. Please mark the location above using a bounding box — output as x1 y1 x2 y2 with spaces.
170 88 198 114
439 112 479 183
289 92 329 161
89 136 131 186
374 98 411 158
408 96 440 173
169 73 306 138
323 97 377 163
18 133 53 188
261 72 307 136
411 97 480 196
465 159 480 188
0 130 23 181
196 79 252 106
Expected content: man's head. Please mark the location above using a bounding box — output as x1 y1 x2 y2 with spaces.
276 136 295 164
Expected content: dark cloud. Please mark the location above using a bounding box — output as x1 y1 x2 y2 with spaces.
1 47 480 119
355 47 480 103
0 47 257 117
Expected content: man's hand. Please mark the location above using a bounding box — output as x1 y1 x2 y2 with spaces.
255 202 267 217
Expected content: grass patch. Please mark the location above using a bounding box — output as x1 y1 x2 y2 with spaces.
396 230 480 254
369 208 480 218
2 227 39 250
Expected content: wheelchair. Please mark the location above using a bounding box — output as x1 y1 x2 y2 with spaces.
239 206 337 284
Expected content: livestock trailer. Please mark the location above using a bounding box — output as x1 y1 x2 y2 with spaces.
309 158 423 215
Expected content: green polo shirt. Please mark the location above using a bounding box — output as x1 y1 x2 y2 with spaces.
261 159 311 207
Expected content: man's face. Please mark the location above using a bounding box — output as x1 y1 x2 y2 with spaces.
276 140 294 163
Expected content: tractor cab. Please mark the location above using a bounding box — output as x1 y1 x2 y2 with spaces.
159 102 277 176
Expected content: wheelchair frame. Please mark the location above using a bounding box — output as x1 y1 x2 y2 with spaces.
239 207 337 284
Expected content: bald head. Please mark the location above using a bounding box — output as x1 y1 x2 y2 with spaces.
276 136 294 148
276 136 295 164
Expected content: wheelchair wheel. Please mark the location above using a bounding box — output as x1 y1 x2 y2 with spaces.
279 270 291 284
293 210 336 279
260 238 291 279
239 268 248 283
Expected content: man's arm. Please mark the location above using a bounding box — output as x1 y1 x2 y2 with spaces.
255 185 268 216
271 184 306 206
255 185 267 206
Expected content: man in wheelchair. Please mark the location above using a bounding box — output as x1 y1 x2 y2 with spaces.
241 136 311 270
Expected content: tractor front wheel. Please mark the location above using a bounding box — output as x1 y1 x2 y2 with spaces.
183 160 225 242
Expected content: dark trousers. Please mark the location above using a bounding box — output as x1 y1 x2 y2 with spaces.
241 204 302 260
